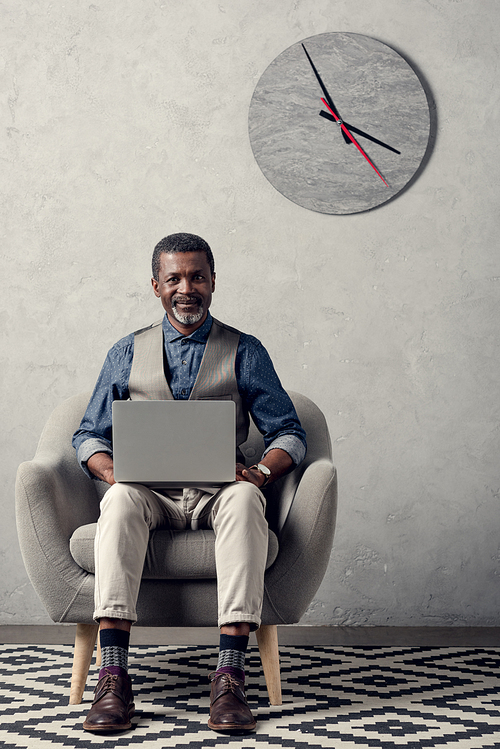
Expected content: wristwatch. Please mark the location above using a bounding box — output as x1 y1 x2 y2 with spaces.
250 463 272 487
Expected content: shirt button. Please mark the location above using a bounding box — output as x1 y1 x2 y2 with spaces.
181 339 188 345
181 389 187 395
182 360 187 365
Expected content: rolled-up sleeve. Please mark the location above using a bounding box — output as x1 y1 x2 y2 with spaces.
72 335 134 478
236 335 307 467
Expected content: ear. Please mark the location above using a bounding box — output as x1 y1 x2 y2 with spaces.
151 277 161 298
211 273 216 293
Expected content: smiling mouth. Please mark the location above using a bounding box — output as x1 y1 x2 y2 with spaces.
173 297 201 307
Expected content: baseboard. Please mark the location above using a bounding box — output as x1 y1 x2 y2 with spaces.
1 625 499 646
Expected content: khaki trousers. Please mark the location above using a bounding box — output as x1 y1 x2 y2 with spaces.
93 481 268 629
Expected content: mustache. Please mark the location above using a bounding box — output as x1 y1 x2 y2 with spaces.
172 295 202 306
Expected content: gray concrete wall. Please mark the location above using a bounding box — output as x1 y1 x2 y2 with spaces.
2 0 499 625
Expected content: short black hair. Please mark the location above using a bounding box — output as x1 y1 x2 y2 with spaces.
152 233 215 281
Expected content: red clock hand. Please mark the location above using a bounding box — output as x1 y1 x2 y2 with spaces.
321 98 389 187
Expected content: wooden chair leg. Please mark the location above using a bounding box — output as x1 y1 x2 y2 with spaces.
95 635 101 668
256 624 282 705
69 623 99 705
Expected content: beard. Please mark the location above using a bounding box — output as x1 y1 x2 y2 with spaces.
171 296 204 325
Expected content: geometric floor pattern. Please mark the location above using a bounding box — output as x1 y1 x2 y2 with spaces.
0 644 499 748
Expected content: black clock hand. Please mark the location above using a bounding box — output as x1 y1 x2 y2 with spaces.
319 110 401 154
302 43 351 145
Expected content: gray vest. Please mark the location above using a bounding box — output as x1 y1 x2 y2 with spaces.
128 317 250 460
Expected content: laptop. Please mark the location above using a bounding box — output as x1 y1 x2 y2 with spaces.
112 400 236 487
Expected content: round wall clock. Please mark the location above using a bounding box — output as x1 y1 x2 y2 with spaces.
248 32 431 214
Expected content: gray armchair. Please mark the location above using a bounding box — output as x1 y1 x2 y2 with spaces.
15 390 337 705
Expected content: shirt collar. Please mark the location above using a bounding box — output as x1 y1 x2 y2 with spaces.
162 311 213 344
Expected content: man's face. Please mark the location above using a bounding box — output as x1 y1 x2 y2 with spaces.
152 251 216 334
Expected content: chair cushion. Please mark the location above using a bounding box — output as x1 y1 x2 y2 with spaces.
70 524 279 579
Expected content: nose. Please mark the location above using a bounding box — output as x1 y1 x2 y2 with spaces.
178 277 194 294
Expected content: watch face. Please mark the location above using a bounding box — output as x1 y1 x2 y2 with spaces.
248 32 431 214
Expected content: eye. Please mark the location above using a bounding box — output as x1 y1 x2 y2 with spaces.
167 276 179 284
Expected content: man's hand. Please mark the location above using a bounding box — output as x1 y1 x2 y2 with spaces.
87 452 116 485
235 463 265 487
235 449 294 488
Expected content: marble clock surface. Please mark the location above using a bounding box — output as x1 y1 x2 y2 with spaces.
248 33 430 214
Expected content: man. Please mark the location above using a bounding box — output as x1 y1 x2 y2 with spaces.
73 233 306 734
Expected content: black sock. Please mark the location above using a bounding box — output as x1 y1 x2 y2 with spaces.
99 628 130 680
216 634 249 683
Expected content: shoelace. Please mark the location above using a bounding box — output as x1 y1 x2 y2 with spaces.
96 670 119 693
209 672 243 695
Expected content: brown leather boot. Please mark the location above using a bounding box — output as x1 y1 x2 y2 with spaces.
83 671 135 732
208 672 256 734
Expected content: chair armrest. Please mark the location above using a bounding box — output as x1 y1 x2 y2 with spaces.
263 458 337 623
15 456 100 622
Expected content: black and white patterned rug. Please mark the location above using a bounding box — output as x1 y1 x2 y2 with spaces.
0 644 499 748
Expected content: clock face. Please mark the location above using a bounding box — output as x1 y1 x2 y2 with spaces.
248 33 431 214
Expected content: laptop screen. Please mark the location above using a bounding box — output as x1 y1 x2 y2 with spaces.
112 400 236 487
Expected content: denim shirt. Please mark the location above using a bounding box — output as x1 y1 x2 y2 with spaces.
73 312 307 478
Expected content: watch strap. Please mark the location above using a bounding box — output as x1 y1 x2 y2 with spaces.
249 463 271 487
